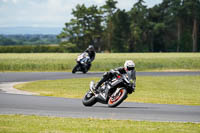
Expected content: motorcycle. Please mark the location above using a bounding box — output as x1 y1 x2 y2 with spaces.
72 52 91 74
82 73 135 107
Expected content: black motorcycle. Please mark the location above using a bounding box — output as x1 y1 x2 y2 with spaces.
82 73 135 107
72 52 91 74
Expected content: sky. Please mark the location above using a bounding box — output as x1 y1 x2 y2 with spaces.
0 0 162 28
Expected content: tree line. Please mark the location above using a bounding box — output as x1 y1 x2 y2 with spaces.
0 45 70 53
58 0 200 52
0 34 60 46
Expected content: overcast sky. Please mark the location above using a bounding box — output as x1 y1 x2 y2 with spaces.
0 0 162 28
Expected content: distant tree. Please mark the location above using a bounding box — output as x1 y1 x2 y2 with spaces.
167 0 186 52
184 0 200 52
58 4 103 51
146 6 160 52
101 0 118 52
129 0 148 52
111 9 130 52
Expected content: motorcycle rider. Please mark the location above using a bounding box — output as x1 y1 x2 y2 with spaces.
93 60 136 93
84 45 96 70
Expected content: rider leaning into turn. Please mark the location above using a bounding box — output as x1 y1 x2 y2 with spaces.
85 45 96 63
93 60 136 92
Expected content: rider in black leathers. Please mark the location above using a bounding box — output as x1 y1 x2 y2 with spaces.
93 60 136 92
84 45 96 70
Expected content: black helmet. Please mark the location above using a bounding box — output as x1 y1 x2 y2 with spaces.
88 45 95 51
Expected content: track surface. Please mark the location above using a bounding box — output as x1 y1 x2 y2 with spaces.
1 71 200 82
0 72 200 122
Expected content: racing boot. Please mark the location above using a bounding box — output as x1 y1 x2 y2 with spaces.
92 73 110 93
90 82 100 94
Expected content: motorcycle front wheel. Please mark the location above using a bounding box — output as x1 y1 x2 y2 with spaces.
72 64 79 74
82 91 97 106
108 88 127 108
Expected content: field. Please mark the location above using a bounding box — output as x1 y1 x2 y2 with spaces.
1 53 200 132
0 115 199 133
0 53 200 71
15 76 200 105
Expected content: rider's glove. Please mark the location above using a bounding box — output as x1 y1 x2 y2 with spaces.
110 69 120 76
130 83 135 92
87 58 91 63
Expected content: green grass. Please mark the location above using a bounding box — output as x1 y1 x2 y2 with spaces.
15 76 200 105
0 53 200 71
0 115 199 133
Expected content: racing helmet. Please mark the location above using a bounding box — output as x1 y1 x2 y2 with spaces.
88 45 95 51
124 60 135 71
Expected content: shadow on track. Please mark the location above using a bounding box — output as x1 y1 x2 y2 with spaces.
92 105 153 110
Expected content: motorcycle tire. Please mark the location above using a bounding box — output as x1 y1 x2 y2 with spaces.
72 64 79 74
82 91 97 106
108 88 127 108
82 68 88 74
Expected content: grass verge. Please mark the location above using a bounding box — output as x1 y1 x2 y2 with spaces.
0 53 200 71
15 76 200 105
0 115 199 133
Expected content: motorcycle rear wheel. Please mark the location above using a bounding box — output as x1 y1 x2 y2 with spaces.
108 88 127 108
82 91 97 106
82 68 88 74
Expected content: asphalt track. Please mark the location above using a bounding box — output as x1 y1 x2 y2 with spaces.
0 72 200 122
